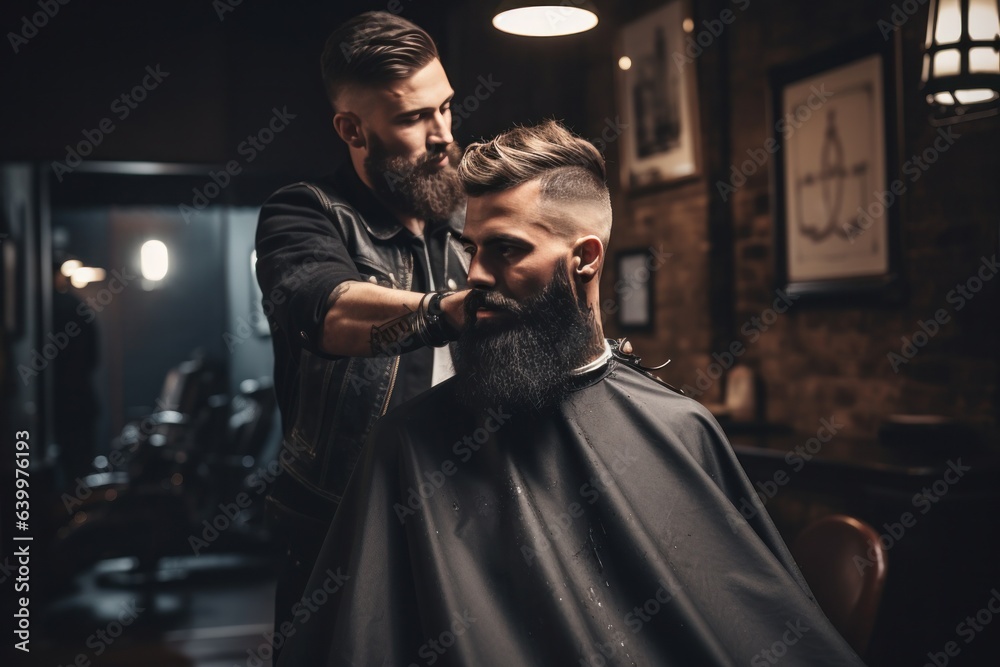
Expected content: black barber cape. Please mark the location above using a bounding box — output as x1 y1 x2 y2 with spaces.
278 354 865 666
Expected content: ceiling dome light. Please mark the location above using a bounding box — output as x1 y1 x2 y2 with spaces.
493 1 599 37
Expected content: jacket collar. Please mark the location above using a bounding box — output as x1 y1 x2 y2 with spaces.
329 162 465 241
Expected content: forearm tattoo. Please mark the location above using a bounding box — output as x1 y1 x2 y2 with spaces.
370 307 421 357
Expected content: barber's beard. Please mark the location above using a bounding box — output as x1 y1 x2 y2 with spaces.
364 136 465 221
452 260 605 415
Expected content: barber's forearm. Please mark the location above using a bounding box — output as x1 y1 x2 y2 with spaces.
320 281 467 357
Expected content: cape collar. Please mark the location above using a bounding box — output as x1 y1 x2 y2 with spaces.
564 339 615 393
570 339 613 376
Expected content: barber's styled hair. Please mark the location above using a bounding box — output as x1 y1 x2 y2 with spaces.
321 11 439 109
459 120 612 241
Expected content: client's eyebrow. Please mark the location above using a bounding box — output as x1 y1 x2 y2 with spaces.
459 232 533 249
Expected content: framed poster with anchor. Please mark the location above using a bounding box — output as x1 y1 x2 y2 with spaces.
768 30 905 304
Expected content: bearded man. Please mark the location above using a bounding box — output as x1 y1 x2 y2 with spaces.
254 11 470 660
275 121 864 666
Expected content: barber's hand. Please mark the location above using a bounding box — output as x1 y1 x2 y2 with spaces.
440 289 469 333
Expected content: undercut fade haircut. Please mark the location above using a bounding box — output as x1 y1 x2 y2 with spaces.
458 120 612 243
321 11 439 110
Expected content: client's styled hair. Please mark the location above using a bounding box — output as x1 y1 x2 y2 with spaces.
458 121 612 242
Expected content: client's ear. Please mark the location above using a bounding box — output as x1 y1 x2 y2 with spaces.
333 112 366 149
572 236 604 283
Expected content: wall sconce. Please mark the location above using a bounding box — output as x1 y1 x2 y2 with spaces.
68 266 107 289
493 0 599 37
141 239 169 282
921 0 1000 124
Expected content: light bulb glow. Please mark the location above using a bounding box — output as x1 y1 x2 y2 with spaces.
493 6 598 37
141 240 169 281
934 0 963 44
69 267 106 288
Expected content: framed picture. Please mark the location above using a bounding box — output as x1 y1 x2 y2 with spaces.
616 0 701 191
615 248 654 331
769 31 904 303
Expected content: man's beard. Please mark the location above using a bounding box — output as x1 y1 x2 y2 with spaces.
452 260 605 415
364 136 464 221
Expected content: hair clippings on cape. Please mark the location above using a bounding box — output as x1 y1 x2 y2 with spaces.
610 338 685 395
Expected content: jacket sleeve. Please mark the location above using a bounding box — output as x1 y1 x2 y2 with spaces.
254 183 364 357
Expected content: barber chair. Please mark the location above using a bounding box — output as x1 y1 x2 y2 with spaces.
790 514 888 657
44 356 277 591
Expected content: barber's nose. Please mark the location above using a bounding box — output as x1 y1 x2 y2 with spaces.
429 109 453 146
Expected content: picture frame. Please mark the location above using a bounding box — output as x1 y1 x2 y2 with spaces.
615 248 655 332
616 0 701 192
768 30 904 304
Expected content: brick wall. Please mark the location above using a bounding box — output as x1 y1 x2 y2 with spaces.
601 0 998 440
